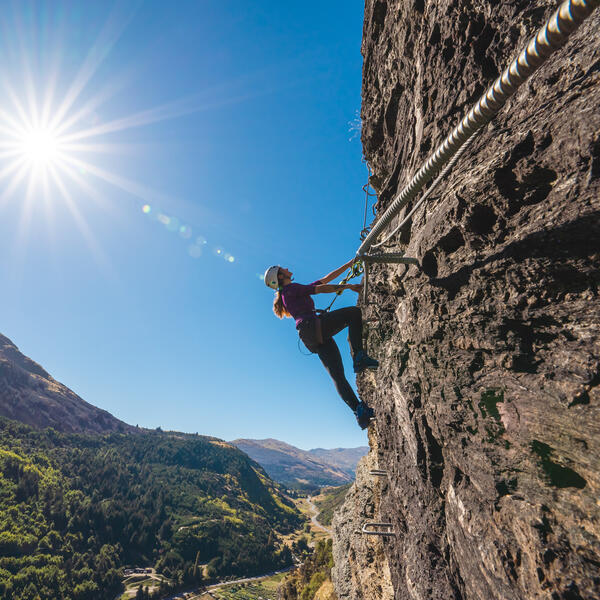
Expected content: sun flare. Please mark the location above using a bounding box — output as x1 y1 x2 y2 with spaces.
0 0 243 271
19 127 62 166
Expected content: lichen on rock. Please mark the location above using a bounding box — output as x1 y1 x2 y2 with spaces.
333 1 600 599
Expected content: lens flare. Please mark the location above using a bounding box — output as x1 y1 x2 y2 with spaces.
188 244 203 258
142 204 151 214
166 216 179 232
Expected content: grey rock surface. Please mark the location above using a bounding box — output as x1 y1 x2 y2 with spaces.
331 429 394 600
333 1 600 599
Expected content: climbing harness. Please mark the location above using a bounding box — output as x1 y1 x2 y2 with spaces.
356 0 599 284
297 260 365 355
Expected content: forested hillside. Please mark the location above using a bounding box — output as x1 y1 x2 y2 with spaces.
0 418 302 600
279 539 337 600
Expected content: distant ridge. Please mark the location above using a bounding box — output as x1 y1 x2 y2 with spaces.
231 438 368 490
0 333 131 434
308 446 369 478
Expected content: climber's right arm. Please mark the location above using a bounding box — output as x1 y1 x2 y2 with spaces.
314 284 361 294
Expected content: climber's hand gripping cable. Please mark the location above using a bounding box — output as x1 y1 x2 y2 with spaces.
314 259 364 312
318 258 357 284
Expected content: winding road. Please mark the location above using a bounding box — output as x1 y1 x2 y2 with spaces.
125 497 326 600
160 564 297 600
306 496 332 535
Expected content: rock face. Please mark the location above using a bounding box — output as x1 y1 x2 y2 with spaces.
0 333 131 433
331 430 394 600
333 2 599 600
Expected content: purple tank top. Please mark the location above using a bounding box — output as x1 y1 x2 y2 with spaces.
281 280 322 327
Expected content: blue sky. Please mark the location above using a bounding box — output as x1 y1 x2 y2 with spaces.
0 0 372 449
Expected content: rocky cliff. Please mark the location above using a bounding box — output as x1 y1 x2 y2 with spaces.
0 333 131 433
331 431 395 599
332 1 599 599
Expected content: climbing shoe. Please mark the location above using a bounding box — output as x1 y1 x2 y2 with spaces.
353 351 379 373
355 402 375 429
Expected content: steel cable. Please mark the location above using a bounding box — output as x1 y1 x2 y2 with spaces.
371 133 477 249
357 0 599 257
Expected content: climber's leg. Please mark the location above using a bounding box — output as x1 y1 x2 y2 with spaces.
319 307 378 376
320 307 363 357
317 337 375 429
316 337 360 412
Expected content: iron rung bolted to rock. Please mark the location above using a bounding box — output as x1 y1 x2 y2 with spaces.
369 469 388 476
363 253 419 265
361 522 396 537
361 254 419 301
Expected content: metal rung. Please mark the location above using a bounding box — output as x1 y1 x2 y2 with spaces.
361 254 419 302
361 522 395 537
363 253 419 265
369 469 388 476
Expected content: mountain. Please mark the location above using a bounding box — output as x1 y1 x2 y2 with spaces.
0 333 302 599
0 333 131 433
308 447 369 479
231 438 366 490
0 418 302 600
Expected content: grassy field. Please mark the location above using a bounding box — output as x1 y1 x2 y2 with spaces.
119 571 171 599
120 577 160 599
199 573 286 600
124 494 326 600
201 495 332 599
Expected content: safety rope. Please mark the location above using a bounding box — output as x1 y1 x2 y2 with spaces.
322 260 365 313
357 0 599 257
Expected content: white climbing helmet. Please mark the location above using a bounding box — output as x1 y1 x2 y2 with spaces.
263 265 281 290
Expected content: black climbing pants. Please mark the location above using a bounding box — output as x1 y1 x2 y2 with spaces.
315 307 364 412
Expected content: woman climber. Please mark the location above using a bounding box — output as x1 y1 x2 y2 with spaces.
263 260 378 429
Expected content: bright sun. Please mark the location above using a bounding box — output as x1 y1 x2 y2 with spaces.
20 127 62 165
